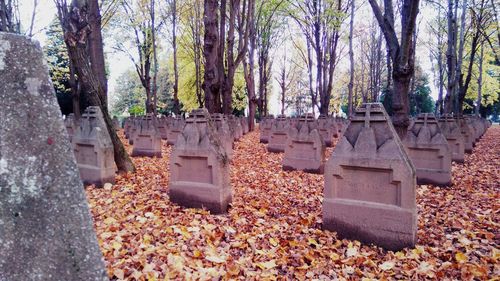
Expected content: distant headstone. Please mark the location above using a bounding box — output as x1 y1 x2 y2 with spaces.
283 114 325 173
438 114 465 163
259 115 274 143
112 116 120 130
169 109 232 214
131 114 162 157
267 115 289 153
64 113 77 143
240 116 249 134
73 106 117 186
211 113 234 159
157 116 169 140
0 32 108 280
167 117 185 145
457 117 474 153
403 113 452 186
317 114 334 147
323 103 416 250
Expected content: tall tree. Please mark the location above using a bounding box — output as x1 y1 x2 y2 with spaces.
0 0 19 33
88 0 108 107
202 0 220 113
55 0 135 172
347 0 355 117
368 0 421 137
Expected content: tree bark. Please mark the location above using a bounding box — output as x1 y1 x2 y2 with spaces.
202 0 220 113
88 0 108 107
347 0 355 117
56 0 134 172
475 42 484 116
172 0 180 114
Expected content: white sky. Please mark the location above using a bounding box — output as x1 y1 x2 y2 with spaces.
19 0 439 115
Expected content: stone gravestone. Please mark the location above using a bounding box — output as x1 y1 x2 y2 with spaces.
283 114 325 173
157 116 169 140
128 118 139 145
64 113 77 143
131 114 162 157
317 114 334 147
167 117 185 145
438 114 465 163
240 116 249 134
0 32 108 280
458 117 474 153
267 115 289 153
323 103 416 250
169 109 232 214
112 116 120 130
73 106 117 186
259 115 274 143
211 113 234 159
403 113 452 186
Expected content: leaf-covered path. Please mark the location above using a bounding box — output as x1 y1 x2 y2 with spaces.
86 126 499 280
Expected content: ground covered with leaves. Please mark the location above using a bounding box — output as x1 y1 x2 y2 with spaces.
86 126 499 280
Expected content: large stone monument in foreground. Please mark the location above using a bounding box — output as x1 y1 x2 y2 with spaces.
0 33 108 280
323 103 416 250
169 109 232 214
73 106 117 186
403 113 452 186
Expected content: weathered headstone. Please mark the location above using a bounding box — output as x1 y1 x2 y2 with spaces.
169 109 232 214
167 117 185 145
323 103 416 250
267 115 289 153
317 114 334 147
131 114 162 157
157 116 169 140
438 114 465 163
73 106 117 186
112 116 120 130
211 113 234 159
0 32 108 280
259 115 274 143
64 113 77 143
458 117 474 153
283 114 325 173
403 113 452 186
240 116 249 134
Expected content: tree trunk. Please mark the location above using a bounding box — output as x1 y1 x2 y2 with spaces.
202 0 220 113
172 0 180 114
475 42 484 116
69 59 81 120
454 0 468 114
347 0 355 118
88 0 108 107
58 1 134 172
151 0 158 115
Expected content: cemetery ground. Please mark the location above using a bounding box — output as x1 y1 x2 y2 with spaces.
86 126 499 280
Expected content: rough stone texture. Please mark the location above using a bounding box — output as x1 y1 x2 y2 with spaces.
128 119 139 145
227 115 243 141
458 117 474 153
317 115 334 147
259 116 274 143
323 103 417 251
64 113 77 143
167 117 185 145
73 106 117 186
131 114 162 157
403 113 452 186
283 114 325 173
124 117 133 139
438 114 465 163
240 116 249 134
169 109 232 214
0 32 108 281
112 116 120 130
267 115 289 153
211 113 234 159
157 116 169 140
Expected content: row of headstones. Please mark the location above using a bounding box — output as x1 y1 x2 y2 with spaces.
63 107 251 187
259 114 348 173
121 113 250 159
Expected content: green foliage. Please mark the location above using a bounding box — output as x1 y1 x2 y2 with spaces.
410 73 435 115
44 20 72 115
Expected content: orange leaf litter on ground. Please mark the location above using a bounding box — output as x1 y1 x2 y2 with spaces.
86 125 499 280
